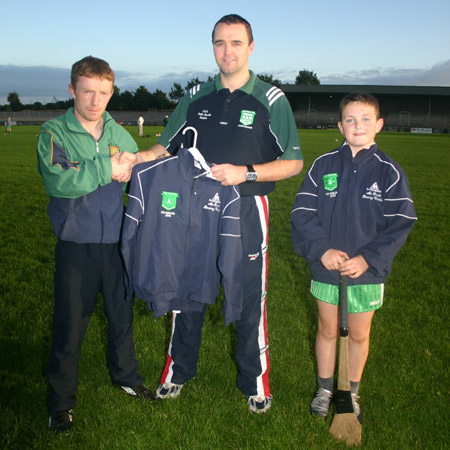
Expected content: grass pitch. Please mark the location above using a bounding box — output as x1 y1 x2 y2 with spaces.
0 126 449 449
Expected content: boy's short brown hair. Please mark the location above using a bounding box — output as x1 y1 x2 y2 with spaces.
212 14 254 44
339 92 380 121
71 56 115 90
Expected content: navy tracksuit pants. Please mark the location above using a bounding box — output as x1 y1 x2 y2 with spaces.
160 196 271 397
46 240 144 414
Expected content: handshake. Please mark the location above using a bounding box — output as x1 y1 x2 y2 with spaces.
110 151 140 183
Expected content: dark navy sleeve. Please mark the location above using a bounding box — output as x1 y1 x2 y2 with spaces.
359 163 417 275
291 158 331 263
121 166 146 300
218 185 244 325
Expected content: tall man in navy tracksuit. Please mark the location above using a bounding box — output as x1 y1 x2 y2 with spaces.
125 14 303 413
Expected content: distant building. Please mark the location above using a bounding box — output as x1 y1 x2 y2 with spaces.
5 85 450 133
282 85 450 133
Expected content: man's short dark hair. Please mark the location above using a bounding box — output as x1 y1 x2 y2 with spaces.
339 92 380 121
71 56 115 90
212 14 253 44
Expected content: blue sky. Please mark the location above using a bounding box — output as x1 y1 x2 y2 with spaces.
1 0 449 104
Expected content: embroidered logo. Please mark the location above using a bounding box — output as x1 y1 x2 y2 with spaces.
109 145 120 156
203 193 221 212
197 109 212 120
323 173 338 191
368 182 381 193
161 191 179 211
239 110 256 126
362 181 382 202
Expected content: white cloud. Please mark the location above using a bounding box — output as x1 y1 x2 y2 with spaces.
0 65 70 104
0 65 216 104
320 60 450 86
114 70 215 93
1 60 449 105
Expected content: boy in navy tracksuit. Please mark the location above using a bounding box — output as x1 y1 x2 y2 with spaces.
291 93 417 422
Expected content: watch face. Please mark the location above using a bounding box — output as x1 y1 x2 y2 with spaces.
246 172 257 182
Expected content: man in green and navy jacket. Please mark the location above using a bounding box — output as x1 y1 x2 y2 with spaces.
37 56 154 434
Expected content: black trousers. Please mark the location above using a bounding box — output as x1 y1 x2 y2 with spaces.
47 240 143 414
159 196 271 397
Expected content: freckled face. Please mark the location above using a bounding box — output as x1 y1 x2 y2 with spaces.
338 102 384 155
213 23 254 78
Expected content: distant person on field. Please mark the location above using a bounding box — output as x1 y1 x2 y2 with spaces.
137 114 144 136
291 92 417 423
4 116 12 135
163 114 169 127
36 56 155 434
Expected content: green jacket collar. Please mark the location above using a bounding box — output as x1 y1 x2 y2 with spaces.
64 107 113 134
214 70 256 94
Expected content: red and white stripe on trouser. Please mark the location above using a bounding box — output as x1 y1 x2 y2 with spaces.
235 195 271 397
160 316 176 383
256 195 270 396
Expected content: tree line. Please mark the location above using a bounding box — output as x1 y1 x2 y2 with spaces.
1 70 320 112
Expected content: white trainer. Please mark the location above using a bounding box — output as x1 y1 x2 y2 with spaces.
247 395 272 414
155 382 183 399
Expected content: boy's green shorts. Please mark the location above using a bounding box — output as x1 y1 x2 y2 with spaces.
311 280 384 313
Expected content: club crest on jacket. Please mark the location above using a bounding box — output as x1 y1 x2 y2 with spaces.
109 145 120 156
323 173 338 191
161 191 179 211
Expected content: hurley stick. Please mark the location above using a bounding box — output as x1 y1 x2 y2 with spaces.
329 275 362 446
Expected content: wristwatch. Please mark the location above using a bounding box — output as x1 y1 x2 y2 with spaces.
245 165 257 183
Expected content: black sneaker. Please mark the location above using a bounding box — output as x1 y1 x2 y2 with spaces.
119 384 157 401
49 410 73 433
